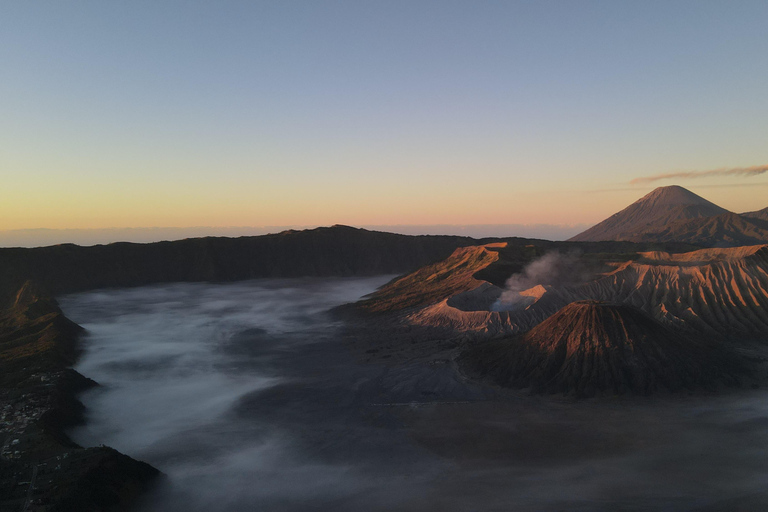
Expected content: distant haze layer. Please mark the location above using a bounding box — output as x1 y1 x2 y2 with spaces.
0 224 588 248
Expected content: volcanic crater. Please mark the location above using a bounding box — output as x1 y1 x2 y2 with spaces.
458 300 746 396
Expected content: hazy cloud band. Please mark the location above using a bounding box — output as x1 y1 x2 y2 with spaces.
631 165 768 185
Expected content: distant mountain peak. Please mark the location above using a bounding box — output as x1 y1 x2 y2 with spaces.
570 185 728 243
640 185 716 206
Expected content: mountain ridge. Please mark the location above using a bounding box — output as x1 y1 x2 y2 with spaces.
0 225 486 303
743 207 768 223
570 186 768 246
458 300 745 396
404 244 768 340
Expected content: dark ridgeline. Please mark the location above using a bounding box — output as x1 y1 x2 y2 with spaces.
570 185 768 246
0 225 482 303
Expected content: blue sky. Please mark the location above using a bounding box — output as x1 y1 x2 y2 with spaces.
2 1 767 238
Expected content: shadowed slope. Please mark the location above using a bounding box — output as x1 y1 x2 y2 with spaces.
0 281 83 379
355 243 504 313
743 207 768 223
410 245 768 339
0 282 159 511
611 212 768 247
459 301 744 396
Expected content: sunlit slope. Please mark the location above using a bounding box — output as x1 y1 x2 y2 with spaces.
459 301 744 396
0 282 159 510
376 243 768 340
356 243 504 313
545 245 768 338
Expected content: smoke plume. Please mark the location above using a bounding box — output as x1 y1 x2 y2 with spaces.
493 251 587 311
630 165 768 185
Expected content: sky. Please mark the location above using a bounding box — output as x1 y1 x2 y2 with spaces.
2 1 768 245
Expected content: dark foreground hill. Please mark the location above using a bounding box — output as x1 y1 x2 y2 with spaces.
458 301 745 396
0 282 159 511
570 185 768 247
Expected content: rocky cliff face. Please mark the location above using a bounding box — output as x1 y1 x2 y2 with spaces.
542 245 768 338
351 241 768 394
355 243 504 313
407 245 768 341
743 207 768 222
458 301 745 396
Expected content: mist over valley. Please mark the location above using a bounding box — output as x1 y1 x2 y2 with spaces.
56 274 768 511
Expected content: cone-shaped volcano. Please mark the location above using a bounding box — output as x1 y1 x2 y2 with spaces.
459 301 744 396
570 185 728 242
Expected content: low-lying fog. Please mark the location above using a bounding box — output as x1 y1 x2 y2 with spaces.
60 278 768 511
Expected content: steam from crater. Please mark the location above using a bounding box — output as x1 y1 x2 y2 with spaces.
492 251 587 311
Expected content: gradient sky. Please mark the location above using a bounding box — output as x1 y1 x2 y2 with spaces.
2 1 768 236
